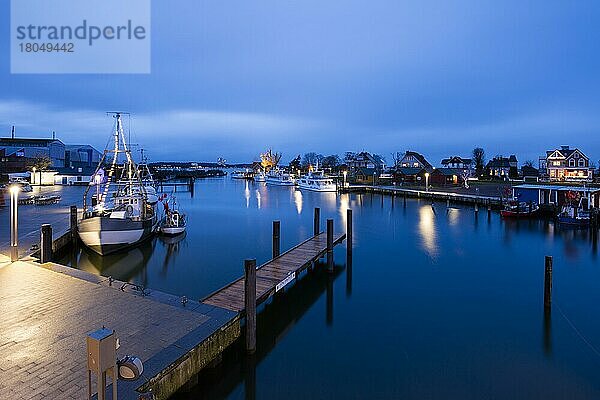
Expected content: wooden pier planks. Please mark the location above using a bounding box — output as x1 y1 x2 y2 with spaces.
202 232 346 312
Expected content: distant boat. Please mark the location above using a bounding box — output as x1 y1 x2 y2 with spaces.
78 113 158 255
500 200 539 218
266 169 296 186
231 169 254 180
558 197 590 227
9 179 32 192
254 171 267 182
159 195 186 236
297 169 337 192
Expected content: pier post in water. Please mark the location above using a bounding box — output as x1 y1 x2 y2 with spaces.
70 205 78 241
314 207 320 235
40 224 52 263
327 219 334 273
244 259 257 354
544 256 553 311
272 220 281 258
346 209 353 259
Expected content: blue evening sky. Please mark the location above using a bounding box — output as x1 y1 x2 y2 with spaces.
1 1 600 165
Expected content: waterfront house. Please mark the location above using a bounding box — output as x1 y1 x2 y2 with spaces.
544 146 593 182
430 168 465 186
485 155 518 179
345 152 386 172
394 167 428 185
441 156 473 172
521 165 539 182
354 167 377 184
398 151 433 170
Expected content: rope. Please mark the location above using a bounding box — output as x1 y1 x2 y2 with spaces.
555 302 600 360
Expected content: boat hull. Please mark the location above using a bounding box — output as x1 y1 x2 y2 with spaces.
500 210 538 218
558 216 590 227
160 226 186 236
78 215 156 255
297 185 337 192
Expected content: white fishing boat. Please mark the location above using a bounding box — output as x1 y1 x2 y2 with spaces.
266 168 296 186
137 157 159 205
297 169 337 192
78 113 158 255
159 196 186 235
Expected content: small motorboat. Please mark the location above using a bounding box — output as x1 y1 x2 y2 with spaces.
558 198 590 227
34 195 61 205
160 196 186 236
500 200 539 218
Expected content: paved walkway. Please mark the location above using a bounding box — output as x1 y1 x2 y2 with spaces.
0 254 237 400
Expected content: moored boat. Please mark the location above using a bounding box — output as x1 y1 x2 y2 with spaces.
78 113 158 256
558 198 590 227
159 195 186 236
297 169 337 192
500 200 539 218
266 168 296 186
231 169 255 180
254 170 267 182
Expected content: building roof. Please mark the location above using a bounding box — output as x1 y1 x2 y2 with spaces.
396 167 425 176
0 137 64 146
521 165 539 176
441 156 472 165
433 168 464 176
546 146 588 160
403 151 432 169
486 156 516 168
514 184 600 193
356 167 377 176
54 166 97 176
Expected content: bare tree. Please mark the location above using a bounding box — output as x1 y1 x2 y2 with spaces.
302 152 323 168
259 149 282 171
472 147 485 176
391 152 403 169
523 160 534 168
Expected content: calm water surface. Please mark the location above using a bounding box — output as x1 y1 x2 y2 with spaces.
60 177 600 400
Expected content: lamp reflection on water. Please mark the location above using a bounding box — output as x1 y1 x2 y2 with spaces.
244 181 250 208
418 205 438 259
294 190 303 215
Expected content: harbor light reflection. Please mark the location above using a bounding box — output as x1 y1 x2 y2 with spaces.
294 190 303 214
418 205 438 260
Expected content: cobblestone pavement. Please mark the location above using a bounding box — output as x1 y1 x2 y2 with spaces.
0 255 211 400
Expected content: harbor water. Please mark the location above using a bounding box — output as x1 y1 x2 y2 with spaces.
55 177 600 400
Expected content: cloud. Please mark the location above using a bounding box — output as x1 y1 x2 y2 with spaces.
0 99 324 161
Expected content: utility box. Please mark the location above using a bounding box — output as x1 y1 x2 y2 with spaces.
87 328 118 400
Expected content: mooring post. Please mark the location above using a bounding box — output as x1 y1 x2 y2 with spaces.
272 220 280 258
544 256 553 311
403 195 407 207
70 205 78 241
327 219 334 273
244 259 257 354
447 197 450 208
346 209 353 259
475 203 479 214
190 177 195 198
314 207 320 236
40 224 52 263
487 202 491 218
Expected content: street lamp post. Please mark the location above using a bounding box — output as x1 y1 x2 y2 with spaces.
343 170 347 188
32 167 36 185
9 185 20 262
425 172 430 192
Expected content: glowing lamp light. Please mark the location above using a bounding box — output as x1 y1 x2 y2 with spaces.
9 185 21 196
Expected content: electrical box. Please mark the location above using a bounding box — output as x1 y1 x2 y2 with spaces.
87 328 116 373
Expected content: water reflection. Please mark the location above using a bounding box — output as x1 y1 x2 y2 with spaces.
244 181 250 208
418 205 438 260
293 190 302 215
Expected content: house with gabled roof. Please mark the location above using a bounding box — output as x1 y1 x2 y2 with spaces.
345 151 386 172
545 146 593 182
398 151 432 171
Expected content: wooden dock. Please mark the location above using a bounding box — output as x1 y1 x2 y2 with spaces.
342 184 503 207
203 231 346 312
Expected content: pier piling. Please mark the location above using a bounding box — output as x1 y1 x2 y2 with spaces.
346 209 353 259
272 220 281 258
544 256 553 311
70 205 77 241
40 224 52 263
244 259 257 354
327 219 334 273
314 207 320 236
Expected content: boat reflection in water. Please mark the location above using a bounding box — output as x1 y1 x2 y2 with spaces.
75 239 155 282
159 232 187 275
